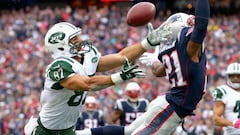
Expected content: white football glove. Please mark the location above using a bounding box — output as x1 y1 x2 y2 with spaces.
139 46 160 66
139 52 158 67
141 22 172 50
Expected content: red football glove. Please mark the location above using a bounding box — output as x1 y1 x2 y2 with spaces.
233 119 240 128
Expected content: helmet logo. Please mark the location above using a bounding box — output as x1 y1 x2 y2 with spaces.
168 14 182 23
48 32 65 44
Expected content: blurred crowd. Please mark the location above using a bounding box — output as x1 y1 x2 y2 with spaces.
0 4 240 135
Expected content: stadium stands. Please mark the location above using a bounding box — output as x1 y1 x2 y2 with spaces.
0 2 239 134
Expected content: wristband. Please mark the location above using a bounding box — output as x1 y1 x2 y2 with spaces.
110 73 123 84
141 38 152 50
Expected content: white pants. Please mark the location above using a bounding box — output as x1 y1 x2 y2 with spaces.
125 95 182 135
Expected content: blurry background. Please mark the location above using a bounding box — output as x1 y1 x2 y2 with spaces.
1 0 240 14
0 0 240 135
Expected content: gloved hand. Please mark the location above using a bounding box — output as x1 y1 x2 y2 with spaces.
139 52 159 67
139 45 160 66
141 22 172 50
111 57 145 84
233 119 240 128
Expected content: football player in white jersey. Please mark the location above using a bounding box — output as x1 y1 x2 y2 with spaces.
24 21 172 135
213 62 240 135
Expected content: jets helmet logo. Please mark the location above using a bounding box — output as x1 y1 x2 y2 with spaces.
48 32 65 44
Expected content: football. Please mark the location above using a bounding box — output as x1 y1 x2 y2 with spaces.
127 2 156 27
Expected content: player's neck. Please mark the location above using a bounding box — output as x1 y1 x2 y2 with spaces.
127 99 138 105
72 54 84 64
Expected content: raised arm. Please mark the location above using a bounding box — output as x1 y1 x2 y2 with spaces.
61 58 144 91
187 0 210 62
97 44 145 72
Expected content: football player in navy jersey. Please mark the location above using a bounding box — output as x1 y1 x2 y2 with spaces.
76 96 105 130
129 0 209 134
76 0 210 134
110 82 149 126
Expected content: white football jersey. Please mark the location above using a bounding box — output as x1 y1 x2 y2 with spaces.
213 85 240 135
39 47 101 130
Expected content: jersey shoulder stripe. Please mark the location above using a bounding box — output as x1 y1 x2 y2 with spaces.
91 46 99 55
114 99 125 111
213 85 227 100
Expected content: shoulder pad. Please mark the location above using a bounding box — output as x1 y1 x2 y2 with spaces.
114 99 124 111
47 58 75 81
212 86 227 100
83 46 101 76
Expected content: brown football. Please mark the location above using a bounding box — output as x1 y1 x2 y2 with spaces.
127 2 156 27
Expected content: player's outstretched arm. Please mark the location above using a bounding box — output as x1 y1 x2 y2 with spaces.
61 57 144 91
187 0 210 62
97 23 172 72
213 101 234 127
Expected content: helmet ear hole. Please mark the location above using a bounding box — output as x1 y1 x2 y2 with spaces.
58 48 64 51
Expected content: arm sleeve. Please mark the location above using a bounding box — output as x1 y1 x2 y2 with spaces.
212 86 227 103
190 0 210 44
47 60 74 81
83 46 101 76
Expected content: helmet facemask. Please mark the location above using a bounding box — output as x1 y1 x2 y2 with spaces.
126 90 140 102
125 82 141 102
69 34 93 57
84 96 98 112
227 74 240 89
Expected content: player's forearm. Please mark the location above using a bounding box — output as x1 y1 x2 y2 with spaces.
86 75 115 91
97 54 124 72
191 0 210 44
61 74 114 91
118 43 146 62
98 43 146 72
213 116 233 127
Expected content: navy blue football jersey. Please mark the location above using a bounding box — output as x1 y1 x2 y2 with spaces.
158 27 207 118
114 98 149 125
75 110 105 130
